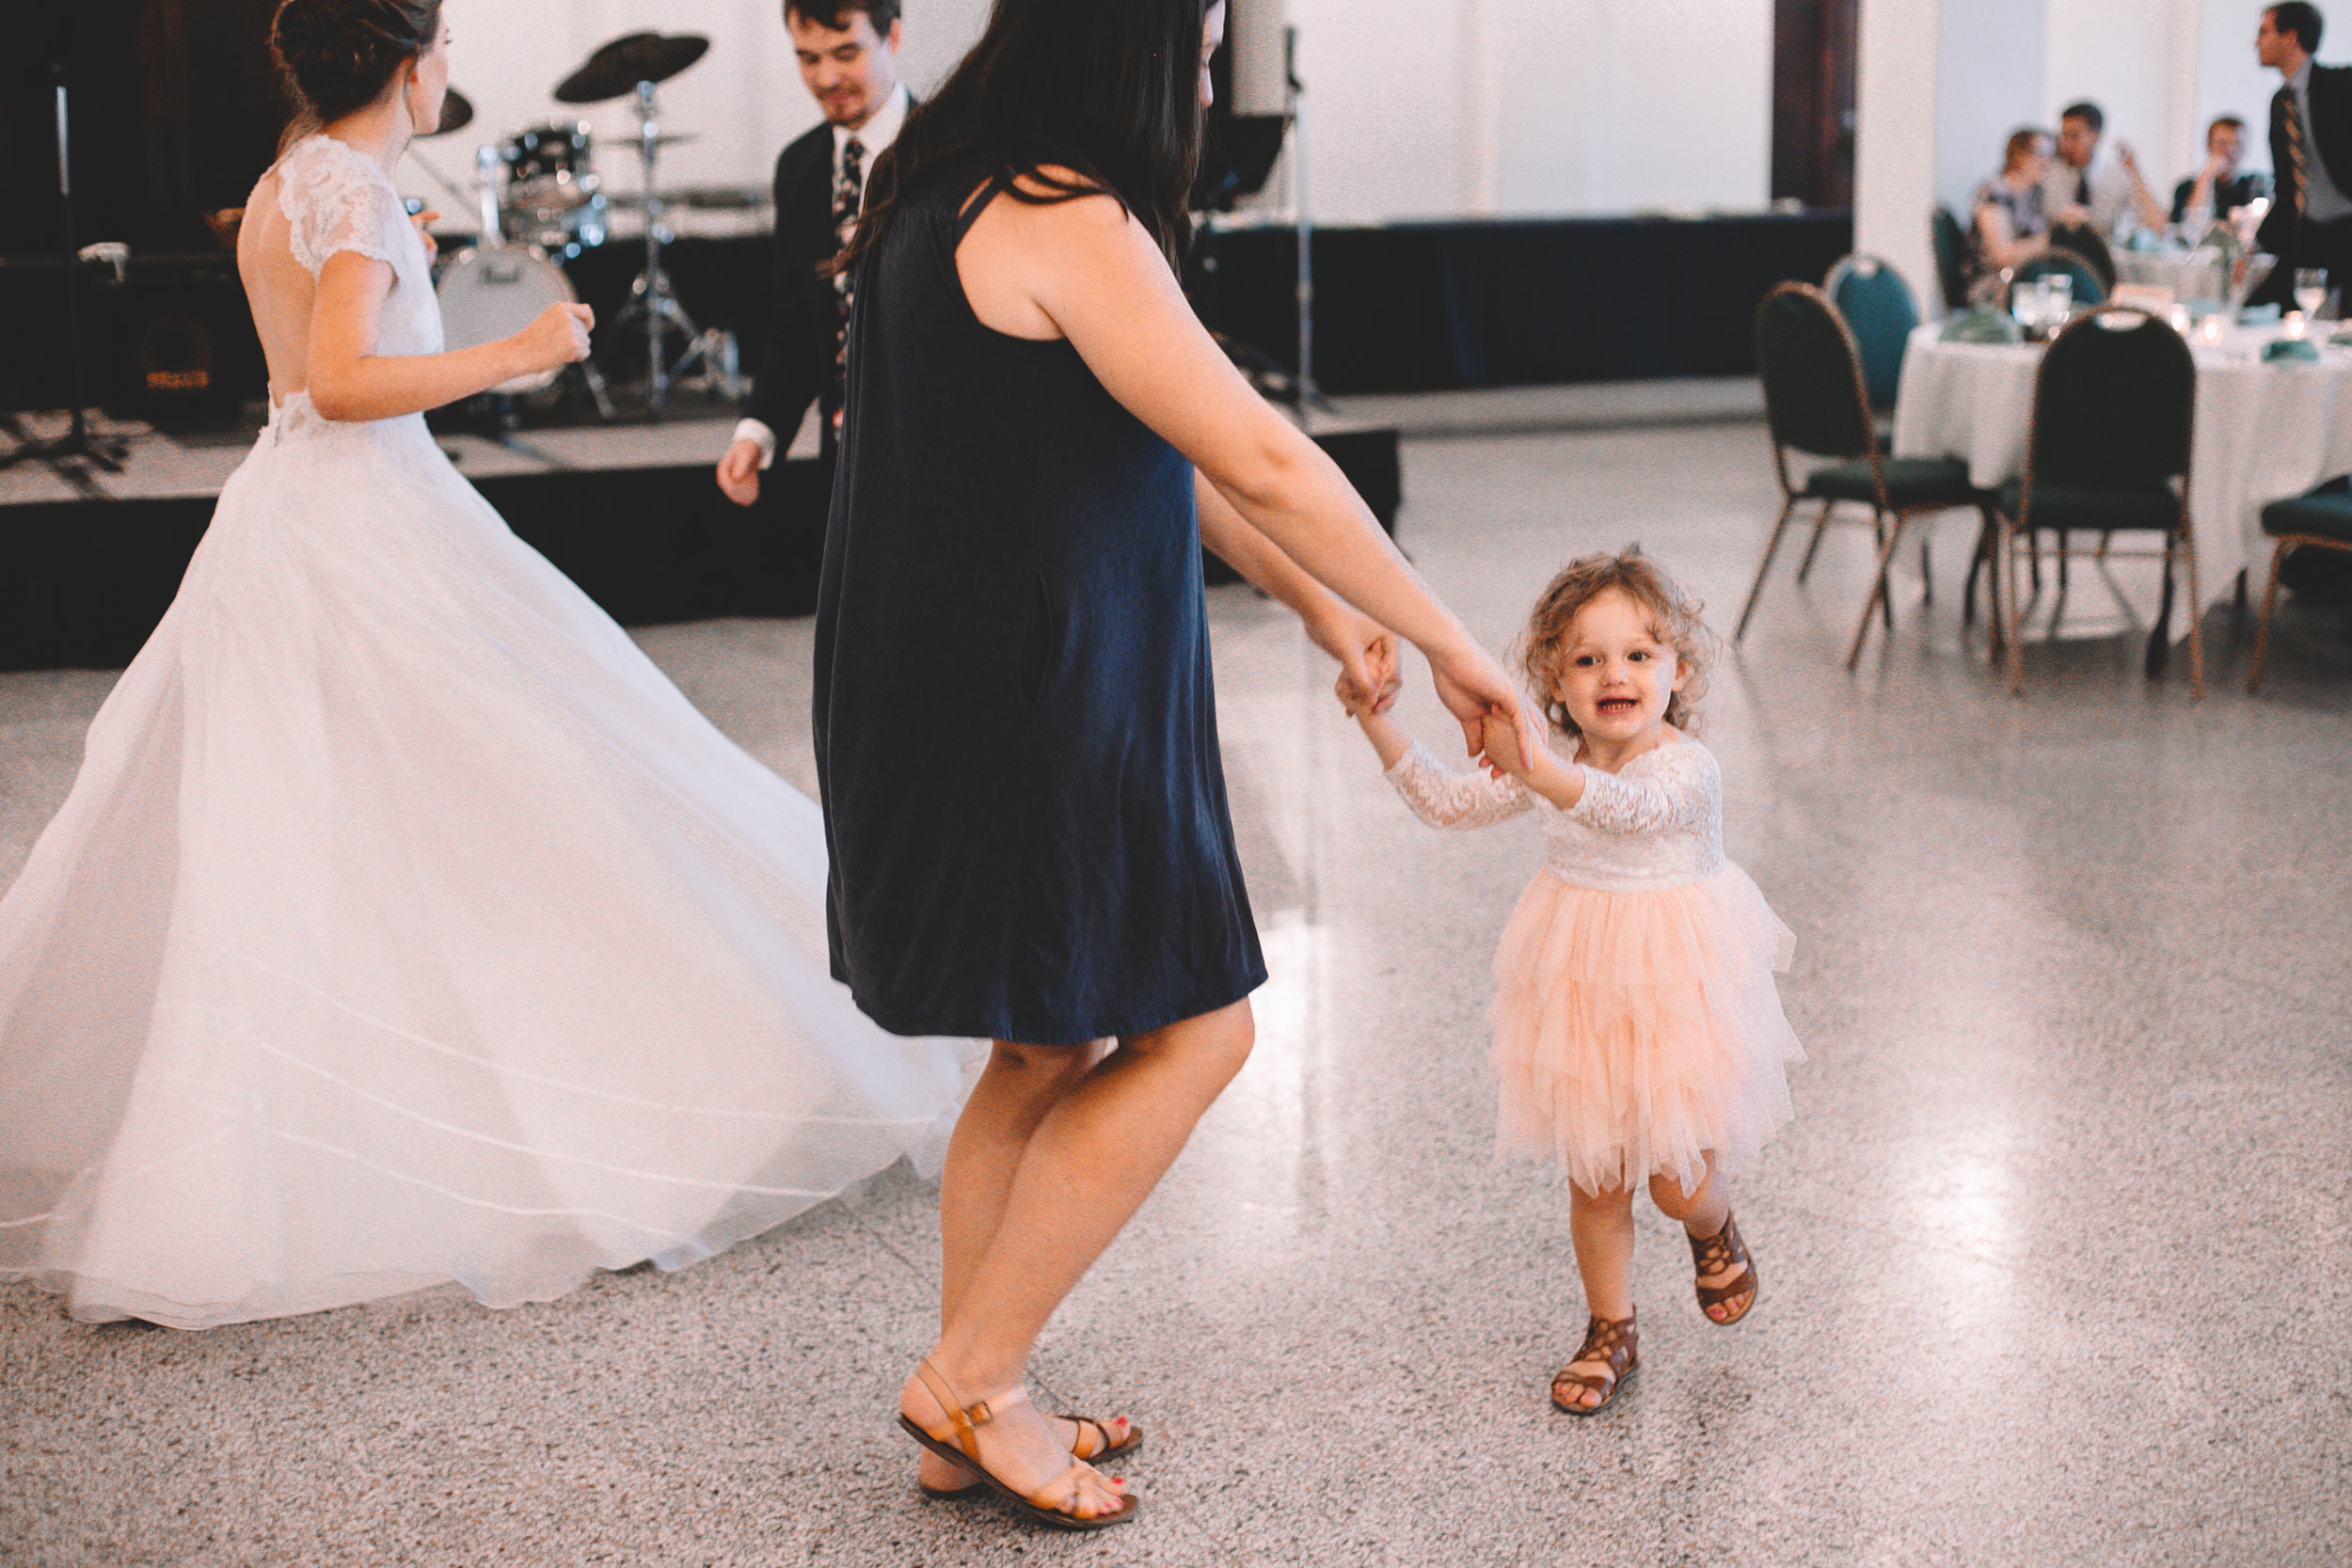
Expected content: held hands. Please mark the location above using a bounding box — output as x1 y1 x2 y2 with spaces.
1314 604 1400 718
517 303 595 376
1479 710 1529 778
410 209 440 264
716 438 763 507
1427 642 1540 778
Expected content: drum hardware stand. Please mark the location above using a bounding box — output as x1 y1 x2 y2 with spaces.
612 79 708 419
457 145 614 425
1283 27 1329 417
3 65 128 476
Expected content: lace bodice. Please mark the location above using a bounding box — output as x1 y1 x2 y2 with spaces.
1384 736 1726 893
271 134 441 359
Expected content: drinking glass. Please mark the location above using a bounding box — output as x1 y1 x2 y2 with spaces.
2296 268 2329 318
2044 273 2074 321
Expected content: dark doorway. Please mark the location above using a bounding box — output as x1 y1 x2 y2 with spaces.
1772 0 1857 211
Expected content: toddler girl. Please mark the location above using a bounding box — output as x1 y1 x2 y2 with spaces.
1345 548 1802 1414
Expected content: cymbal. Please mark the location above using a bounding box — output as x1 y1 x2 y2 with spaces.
554 32 709 104
424 86 474 136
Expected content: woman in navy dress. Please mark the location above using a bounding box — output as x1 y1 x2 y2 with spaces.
817 0 1532 1528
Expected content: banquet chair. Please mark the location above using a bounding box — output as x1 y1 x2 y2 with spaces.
2007 247 2109 307
1824 253 1919 415
2046 223 2119 294
1931 207 1972 311
2246 484 2352 693
1992 303 2201 696
1742 282 1997 671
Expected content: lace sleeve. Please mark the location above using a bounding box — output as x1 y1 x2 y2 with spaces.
1383 740 1533 831
277 137 405 277
1567 742 1719 838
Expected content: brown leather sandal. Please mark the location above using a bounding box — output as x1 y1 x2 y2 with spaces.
1550 1313 1639 1416
919 1412 1144 1499
1690 1212 1758 1325
898 1360 1139 1529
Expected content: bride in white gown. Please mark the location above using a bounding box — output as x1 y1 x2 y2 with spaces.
0 0 972 1330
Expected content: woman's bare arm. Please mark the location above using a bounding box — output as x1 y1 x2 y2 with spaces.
305 252 591 422
1195 472 1397 714
960 186 1530 756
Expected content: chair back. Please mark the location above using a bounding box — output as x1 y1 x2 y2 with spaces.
2026 305 2196 493
2011 247 2109 306
1825 253 1920 411
2046 223 2118 293
1754 281 1873 463
1931 206 1971 309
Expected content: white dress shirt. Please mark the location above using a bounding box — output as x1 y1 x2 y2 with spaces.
2041 152 2143 239
734 82 913 467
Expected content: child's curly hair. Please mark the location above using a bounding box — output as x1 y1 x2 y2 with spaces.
1517 547 1714 738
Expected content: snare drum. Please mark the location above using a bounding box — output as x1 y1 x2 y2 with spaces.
502 122 600 225
436 245 578 394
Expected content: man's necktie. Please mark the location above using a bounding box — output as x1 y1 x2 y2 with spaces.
2284 93 2310 222
831 135 866 432
2075 171 2091 208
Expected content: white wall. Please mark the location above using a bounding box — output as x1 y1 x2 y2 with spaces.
1856 0 1942 305
2197 2 2279 177
1285 0 1774 222
1934 0 2044 214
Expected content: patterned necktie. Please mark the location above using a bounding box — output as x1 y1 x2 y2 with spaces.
2284 91 2310 222
831 135 866 431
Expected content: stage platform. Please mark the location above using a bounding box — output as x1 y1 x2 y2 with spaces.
0 404 1401 673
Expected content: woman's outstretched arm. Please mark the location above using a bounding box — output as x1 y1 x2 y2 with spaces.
305 253 592 422
958 182 1532 760
1195 472 1398 715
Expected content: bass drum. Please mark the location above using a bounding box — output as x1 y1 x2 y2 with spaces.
436 246 576 394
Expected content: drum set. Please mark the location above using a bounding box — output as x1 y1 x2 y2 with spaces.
417 32 723 418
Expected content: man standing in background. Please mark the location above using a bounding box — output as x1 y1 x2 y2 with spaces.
2255 3 2352 311
715 0 908 506
2042 101 2170 237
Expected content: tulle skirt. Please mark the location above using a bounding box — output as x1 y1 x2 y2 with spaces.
1490 865 1803 1196
0 399 977 1329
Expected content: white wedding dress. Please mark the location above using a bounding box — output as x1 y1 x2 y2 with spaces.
0 135 974 1329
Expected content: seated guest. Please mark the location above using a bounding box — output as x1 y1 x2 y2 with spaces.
2042 101 2171 236
1975 129 2054 283
2172 115 2271 229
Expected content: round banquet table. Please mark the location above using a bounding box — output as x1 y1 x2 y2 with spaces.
1891 319 2352 635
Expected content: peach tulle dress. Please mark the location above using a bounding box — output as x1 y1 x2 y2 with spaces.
1385 736 1802 1196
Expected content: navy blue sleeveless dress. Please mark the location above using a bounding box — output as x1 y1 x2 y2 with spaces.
814 169 1266 1046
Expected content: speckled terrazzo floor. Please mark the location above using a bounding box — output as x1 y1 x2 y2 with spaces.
3 420 2349 1567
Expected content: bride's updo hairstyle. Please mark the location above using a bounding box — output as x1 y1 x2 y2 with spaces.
270 0 443 124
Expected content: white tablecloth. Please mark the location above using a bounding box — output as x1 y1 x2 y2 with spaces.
1891 321 2352 619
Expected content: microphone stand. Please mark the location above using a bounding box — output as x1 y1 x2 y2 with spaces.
2 64 127 474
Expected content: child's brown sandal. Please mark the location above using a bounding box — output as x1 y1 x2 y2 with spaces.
1690 1212 1758 1325
1550 1312 1639 1416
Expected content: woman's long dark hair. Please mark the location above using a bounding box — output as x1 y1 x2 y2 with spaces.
842 0 1209 273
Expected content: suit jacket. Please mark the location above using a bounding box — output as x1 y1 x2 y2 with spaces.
745 120 852 453
2260 62 2352 253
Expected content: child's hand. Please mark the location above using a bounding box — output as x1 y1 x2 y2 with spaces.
1480 709 1529 777
1334 656 1399 719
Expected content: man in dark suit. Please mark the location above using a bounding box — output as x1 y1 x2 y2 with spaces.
2254 2 2352 311
715 0 907 506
